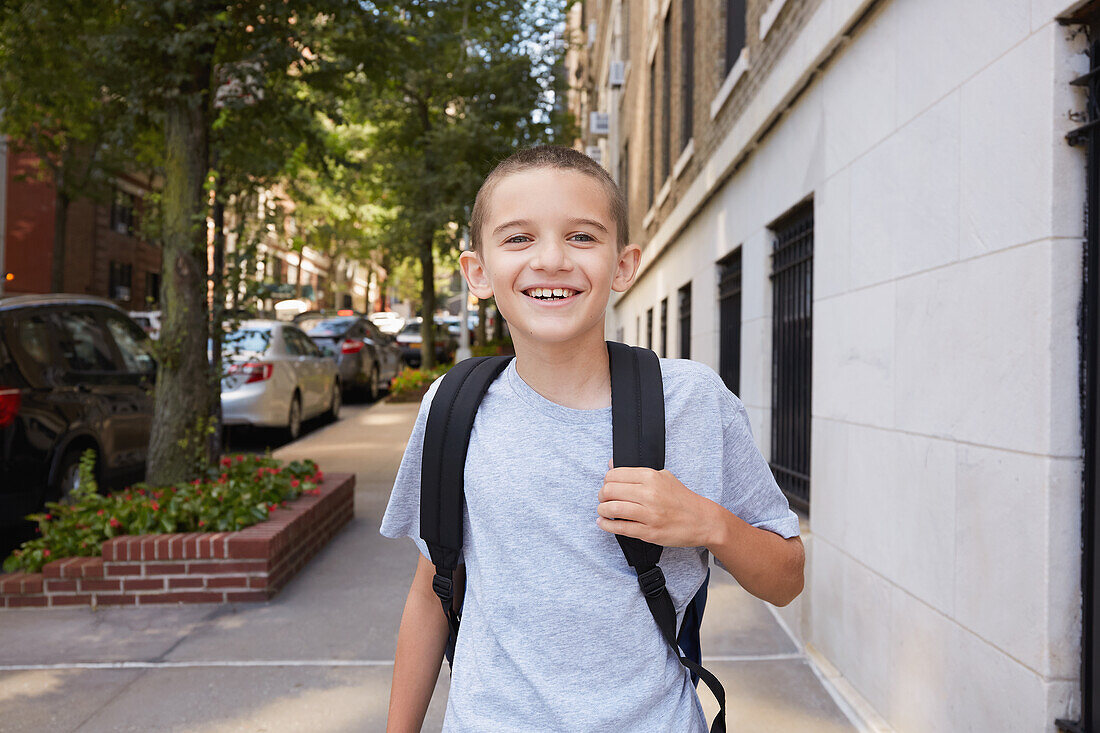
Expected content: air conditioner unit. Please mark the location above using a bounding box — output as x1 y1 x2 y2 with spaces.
589 111 610 135
585 145 602 163
609 60 625 88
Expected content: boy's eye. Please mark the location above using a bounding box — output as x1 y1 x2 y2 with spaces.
504 234 531 244
570 233 596 242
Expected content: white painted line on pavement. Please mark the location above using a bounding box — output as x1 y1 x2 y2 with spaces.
0 660 397 671
0 653 807 672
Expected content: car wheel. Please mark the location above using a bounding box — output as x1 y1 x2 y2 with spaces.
286 393 302 442
53 447 91 505
327 381 342 421
366 364 379 402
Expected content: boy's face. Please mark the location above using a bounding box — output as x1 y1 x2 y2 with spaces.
459 168 642 347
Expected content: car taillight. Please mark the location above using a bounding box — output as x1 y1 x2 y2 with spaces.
226 362 273 383
341 339 365 354
0 388 20 429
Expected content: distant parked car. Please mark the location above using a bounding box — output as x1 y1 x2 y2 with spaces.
128 310 161 339
220 320 341 441
368 311 406 335
297 315 403 401
0 294 156 526
396 318 458 368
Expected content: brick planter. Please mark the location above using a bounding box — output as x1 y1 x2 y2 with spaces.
0 472 354 609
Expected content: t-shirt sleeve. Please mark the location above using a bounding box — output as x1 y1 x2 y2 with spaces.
710 373 802 541
379 374 461 563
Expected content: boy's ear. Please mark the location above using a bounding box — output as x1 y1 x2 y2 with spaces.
459 250 494 299
611 243 642 293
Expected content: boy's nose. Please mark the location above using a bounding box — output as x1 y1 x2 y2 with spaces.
531 239 573 271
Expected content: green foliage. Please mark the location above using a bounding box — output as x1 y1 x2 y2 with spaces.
471 337 514 358
3 450 323 574
388 364 452 401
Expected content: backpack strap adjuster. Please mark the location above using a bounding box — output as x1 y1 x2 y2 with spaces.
638 566 667 598
432 572 454 604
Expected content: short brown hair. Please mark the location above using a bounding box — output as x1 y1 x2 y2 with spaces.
469 145 629 255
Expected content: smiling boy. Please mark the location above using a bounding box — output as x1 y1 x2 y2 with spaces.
380 146 804 732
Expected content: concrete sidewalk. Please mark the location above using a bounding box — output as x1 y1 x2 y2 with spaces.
0 398 863 732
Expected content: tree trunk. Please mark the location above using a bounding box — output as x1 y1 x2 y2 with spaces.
419 235 436 370
51 188 69 293
476 298 487 346
492 299 504 341
207 153 225 461
146 95 212 486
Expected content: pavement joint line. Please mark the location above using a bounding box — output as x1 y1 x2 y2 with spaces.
0 653 807 672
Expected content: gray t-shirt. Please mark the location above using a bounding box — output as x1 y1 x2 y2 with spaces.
380 356 800 732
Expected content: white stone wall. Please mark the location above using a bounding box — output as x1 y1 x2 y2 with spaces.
611 0 1089 729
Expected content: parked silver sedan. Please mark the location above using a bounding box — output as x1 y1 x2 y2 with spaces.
219 320 341 441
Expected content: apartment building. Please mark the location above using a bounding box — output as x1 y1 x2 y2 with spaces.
570 0 1094 729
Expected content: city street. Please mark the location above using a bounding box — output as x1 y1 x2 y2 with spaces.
0 397 862 732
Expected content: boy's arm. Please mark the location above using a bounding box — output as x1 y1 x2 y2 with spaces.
704 507 804 607
386 554 464 732
597 462 804 607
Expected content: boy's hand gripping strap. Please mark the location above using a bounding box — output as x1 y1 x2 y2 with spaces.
607 341 728 733
420 354 514 667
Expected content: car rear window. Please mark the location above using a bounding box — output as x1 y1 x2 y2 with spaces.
400 322 421 335
224 329 272 356
55 312 119 372
303 317 357 337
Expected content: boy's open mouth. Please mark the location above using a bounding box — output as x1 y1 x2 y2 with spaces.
522 287 581 303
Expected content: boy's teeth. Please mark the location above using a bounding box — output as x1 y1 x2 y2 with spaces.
526 287 576 299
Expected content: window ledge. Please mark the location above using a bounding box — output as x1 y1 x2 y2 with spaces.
759 0 789 40
710 47 750 120
655 177 671 208
673 139 694 180
642 205 656 231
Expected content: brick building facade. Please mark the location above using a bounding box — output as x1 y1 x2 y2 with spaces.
570 0 1092 730
0 143 162 310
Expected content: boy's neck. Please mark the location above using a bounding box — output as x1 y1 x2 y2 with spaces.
511 327 612 410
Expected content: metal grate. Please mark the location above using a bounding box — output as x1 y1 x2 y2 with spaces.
660 297 668 357
678 282 692 359
769 202 813 513
717 249 741 396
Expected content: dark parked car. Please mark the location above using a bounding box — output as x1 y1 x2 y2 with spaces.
0 294 156 526
296 314 403 401
396 317 458 368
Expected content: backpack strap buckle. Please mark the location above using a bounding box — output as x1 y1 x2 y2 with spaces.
638 566 667 598
432 572 454 604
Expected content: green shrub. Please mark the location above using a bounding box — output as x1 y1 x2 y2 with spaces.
471 337 514 357
388 364 451 401
2 449 322 574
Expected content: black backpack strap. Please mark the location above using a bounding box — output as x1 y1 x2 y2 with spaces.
606 341 727 733
420 354 513 665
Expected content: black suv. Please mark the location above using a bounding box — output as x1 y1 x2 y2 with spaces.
0 294 156 526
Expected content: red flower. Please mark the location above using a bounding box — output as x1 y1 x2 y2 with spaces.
150 501 160 511
44 513 52 521
96 509 104 516
42 549 50 557
236 455 245 463
220 456 232 467
290 479 299 488
137 489 145 496
109 517 121 528
198 520 206 527
191 479 201 486
171 487 178 493
219 473 228 482
267 503 277 512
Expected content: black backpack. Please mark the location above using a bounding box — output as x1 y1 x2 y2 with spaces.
420 341 727 733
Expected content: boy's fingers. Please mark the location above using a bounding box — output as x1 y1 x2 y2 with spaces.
596 516 648 540
598 481 646 503
596 500 647 522
603 466 652 483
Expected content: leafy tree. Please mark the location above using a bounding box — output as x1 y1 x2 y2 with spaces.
0 0 139 291
337 0 575 368
106 0 348 485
